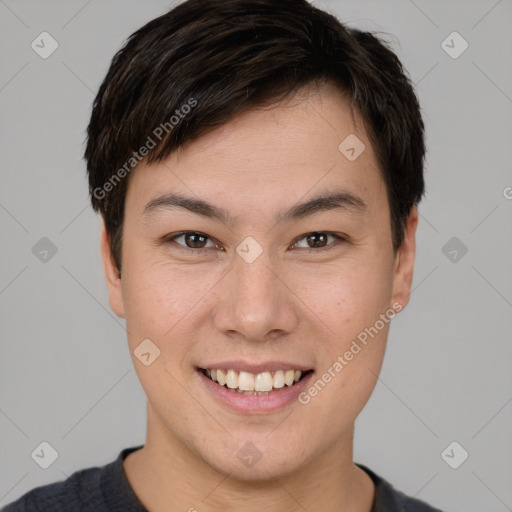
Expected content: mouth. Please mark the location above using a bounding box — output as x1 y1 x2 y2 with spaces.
199 367 314 395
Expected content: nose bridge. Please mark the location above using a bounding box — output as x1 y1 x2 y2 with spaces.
213 247 299 341
236 251 276 305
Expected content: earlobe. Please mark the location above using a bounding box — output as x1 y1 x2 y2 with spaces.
390 206 419 311
99 218 125 318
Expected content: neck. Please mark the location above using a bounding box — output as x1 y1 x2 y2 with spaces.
123 404 375 512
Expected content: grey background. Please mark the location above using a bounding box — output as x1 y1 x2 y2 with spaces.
1 0 511 510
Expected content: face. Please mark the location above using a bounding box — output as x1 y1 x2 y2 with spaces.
101 82 417 481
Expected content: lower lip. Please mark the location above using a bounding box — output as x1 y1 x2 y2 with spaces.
197 369 314 414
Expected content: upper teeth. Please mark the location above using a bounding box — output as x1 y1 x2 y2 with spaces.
205 369 302 392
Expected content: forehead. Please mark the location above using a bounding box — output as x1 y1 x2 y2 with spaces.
125 82 386 220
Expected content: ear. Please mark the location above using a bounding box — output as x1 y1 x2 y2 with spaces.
391 205 419 311
100 217 125 318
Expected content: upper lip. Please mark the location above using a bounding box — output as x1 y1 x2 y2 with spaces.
198 360 313 374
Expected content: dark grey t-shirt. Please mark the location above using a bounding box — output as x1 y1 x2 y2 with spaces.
3 445 443 511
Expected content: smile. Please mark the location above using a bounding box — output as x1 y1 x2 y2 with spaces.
201 368 313 395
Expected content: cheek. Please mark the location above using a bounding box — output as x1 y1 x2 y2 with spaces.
300 320 389 429
296 259 392 398
122 258 202 327
293 258 393 333
120 252 226 371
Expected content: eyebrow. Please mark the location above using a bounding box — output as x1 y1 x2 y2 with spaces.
142 190 367 225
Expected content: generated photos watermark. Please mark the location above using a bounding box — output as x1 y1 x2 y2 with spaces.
93 97 197 201
298 301 403 405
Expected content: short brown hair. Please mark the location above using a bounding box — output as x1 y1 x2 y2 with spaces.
85 0 426 272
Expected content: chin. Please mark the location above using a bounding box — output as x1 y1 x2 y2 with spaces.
201 439 308 482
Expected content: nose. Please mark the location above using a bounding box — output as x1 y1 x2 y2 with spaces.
212 249 300 343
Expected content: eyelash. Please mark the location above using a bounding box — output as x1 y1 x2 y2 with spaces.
163 231 347 254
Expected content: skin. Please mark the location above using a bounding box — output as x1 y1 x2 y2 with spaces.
100 81 418 512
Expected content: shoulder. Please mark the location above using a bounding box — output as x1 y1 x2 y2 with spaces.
2 465 104 511
357 464 445 512
2 446 144 512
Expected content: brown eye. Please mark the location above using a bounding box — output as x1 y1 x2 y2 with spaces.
169 232 217 250
292 232 344 251
184 232 208 248
306 232 328 248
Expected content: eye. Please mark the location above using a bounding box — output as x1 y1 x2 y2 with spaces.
163 231 345 253
291 232 345 251
166 231 221 251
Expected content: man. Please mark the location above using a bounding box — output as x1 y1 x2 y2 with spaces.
3 0 443 510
